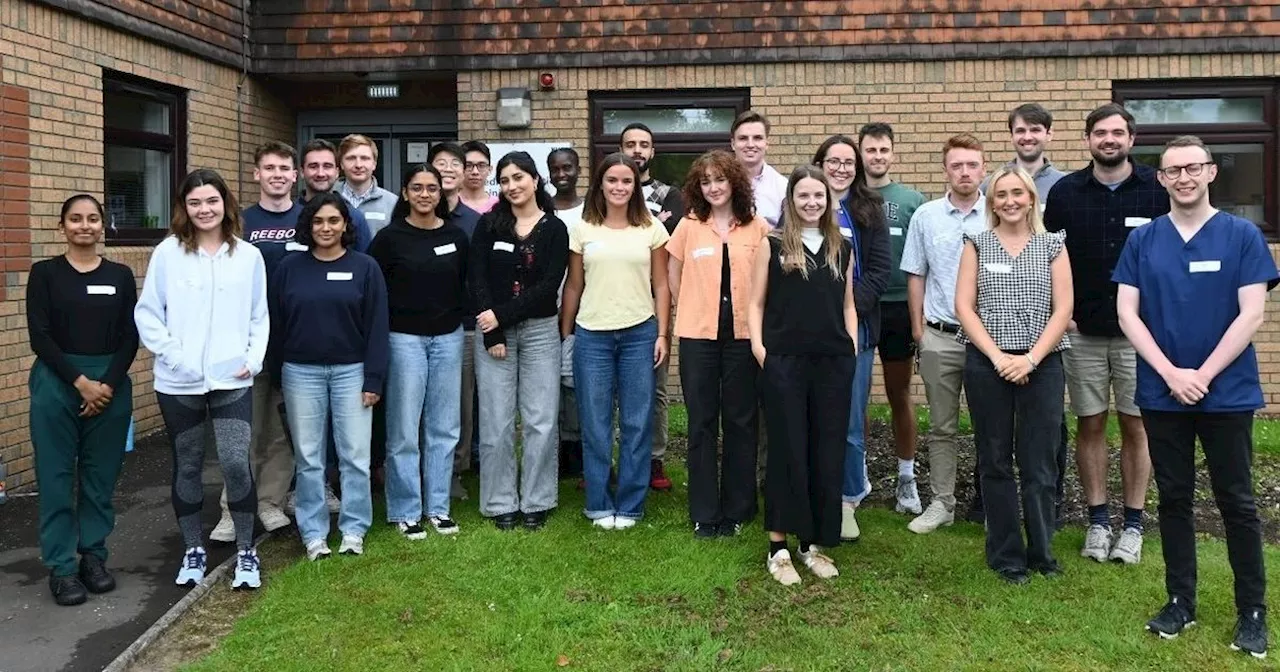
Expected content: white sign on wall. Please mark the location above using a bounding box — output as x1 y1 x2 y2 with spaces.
484 142 571 198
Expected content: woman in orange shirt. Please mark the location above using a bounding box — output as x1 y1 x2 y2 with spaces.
667 150 770 539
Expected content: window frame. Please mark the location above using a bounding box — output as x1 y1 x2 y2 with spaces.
588 88 751 171
1114 79 1278 238
103 71 188 246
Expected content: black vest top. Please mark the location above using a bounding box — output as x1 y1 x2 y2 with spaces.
762 235 855 357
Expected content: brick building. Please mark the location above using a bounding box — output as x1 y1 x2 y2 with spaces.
2 0 1280 489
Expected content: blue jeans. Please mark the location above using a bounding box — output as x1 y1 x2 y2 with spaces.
843 324 875 504
574 318 656 520
385 328 464 522
282 362 372 544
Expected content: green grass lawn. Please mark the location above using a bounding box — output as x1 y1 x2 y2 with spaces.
182 401 1280 672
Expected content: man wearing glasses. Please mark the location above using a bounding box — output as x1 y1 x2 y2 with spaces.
1114 135 1274 657
1044 103 1168 566
460 141 500 214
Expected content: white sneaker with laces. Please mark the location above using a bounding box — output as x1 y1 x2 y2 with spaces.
231 549 261 590
305 538 331 561
895 476 923 515
1108 527 1143 564
592 516 616 530
210 514 235 543
798 546 840 579
767 549 802 586
840 506 861 542
338 535 364 556
613 517 637 530
396 520 427 540
175 547 207 587
1081 524 1113 562
259 504 291 532
907 500 954 534
324 485 341 514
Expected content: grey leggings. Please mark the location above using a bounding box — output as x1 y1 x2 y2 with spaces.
158 389 255 550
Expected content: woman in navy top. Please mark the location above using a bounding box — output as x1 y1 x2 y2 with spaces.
272 192 388 560
27 195 138 606
469 151 568 531
1114 136 1277 656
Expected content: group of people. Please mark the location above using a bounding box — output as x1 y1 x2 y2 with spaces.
26 103 1272 659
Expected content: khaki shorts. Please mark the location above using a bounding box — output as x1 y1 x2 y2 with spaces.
1062 333 1139 417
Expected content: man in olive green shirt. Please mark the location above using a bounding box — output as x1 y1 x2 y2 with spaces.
858 122 927 516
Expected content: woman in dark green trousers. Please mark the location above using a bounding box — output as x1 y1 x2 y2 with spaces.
27 195 138 606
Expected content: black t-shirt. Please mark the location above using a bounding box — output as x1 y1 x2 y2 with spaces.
26 256 139 387
368 219 470 336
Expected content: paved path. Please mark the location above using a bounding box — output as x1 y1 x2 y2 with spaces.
0 433 238 672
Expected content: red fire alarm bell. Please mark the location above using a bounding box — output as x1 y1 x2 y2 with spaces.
539 72 556 91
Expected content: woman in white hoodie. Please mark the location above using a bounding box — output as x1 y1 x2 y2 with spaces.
135 168 270 591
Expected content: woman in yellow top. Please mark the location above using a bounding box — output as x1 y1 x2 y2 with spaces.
560 152 670 530
667 150 769 539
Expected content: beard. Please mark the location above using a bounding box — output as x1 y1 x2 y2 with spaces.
1090 146 1128 168
631 156 649 173
1015 145 1043 163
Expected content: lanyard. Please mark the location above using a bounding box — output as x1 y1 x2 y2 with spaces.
837 204 862 285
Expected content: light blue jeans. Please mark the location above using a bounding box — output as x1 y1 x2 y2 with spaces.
282 362 372 544
843 323 875 504
574 318 657 521
385 328 464 522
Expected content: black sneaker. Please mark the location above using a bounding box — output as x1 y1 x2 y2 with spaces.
717 520 743 537
995 567 1030 585
49 574 87 606
1146 597 1196 639
694 522 718 539
396 520 427 540
1031 562 1064 579
1231 609 1268 659
523 510 548 531
429 515 460 535
493 512 519 531
78 554 116 594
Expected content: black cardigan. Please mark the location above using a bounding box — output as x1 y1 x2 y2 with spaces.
852 214 892 350
468 212 570 349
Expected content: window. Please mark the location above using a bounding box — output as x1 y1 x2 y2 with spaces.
589 89 751 188
104 72 187 245
1115 81 1277 237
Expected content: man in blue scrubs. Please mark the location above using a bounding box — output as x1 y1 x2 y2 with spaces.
1114 135 1276 658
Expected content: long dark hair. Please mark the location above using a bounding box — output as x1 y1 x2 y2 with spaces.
172 168 240 254
389 164 450 224
583 152 651 227
295 191 357 250
488 151 555 237
812 135 885 231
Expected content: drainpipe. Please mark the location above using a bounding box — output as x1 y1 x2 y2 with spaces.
236 1 250 196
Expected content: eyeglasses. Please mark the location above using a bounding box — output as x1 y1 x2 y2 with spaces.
1159 162 1213 179
408 184 441 195
823 158 857 171
433 159 463 170
464 161 490 172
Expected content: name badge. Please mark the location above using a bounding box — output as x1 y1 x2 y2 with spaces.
583 241 601 255
86 285 116 295
1039 202 1047 214
984 262 1012 274
1124 217 1151 228
1189 260 1221 273
493 241 515 252
692 246 715 259
838 226 853 238
285 241 308 252
326 272 353 281
889 227 903 236
366 212 387 221
434 243 457 256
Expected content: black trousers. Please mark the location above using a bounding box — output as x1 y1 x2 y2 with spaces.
1143 409 1266 613
680 338 758 525
760 353 854 548
972 409 1068 517
964 347 1063 572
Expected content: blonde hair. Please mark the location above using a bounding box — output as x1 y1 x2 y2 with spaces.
775 165 845 280
984 166 1045 234
338 134 379 163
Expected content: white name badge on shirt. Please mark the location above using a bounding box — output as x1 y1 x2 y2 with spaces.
285 241 308 252
984 262 1013 274
434 243 457 256
86 285 116 295
366 212 387 221
326 272 353 281
1189 260 1222 273
889 227 904 236
1125 216 1151 228
692 246 715 259
838 226 853 238
583 241 602 255
493 241 515 252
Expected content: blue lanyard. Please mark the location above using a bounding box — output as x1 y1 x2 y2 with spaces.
837 204 862 284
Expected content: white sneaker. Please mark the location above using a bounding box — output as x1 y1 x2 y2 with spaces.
283 491 297 516
613 517 637 530
1108 527 1143 564
1081 524 1113 562
338 535 364 556
429 515 460 535
908 500 954 534
396 520 427 540
840 506 861 542
175 547 207 587
592 516 616 530
767 549 802 586
210 514 235 543
305 538 331 561
895 476 923 515
231 549 261 590
798 546 840 579
324 485 341 514
259 505 291 532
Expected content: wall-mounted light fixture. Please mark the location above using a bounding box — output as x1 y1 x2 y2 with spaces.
496 87 532 129
367 83 400 99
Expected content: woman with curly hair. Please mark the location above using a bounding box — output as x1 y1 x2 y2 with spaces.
666 150 769 539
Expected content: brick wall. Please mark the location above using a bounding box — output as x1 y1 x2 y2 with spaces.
458 54 1280 412
0 0 294 490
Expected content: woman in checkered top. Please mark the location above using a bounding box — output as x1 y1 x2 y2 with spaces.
954 166 1073 585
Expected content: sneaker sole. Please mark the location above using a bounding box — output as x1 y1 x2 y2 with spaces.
908 520 953 534
432 526 460 536
1109 553 1141 564
1229 643 1267 659
402 532 427 540
231 580 260 591
1147 621 1195 639
339 548 362 556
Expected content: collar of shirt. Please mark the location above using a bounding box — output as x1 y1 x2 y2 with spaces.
944 192 984 218
1004 159 1057 179
1082 158 1155 191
